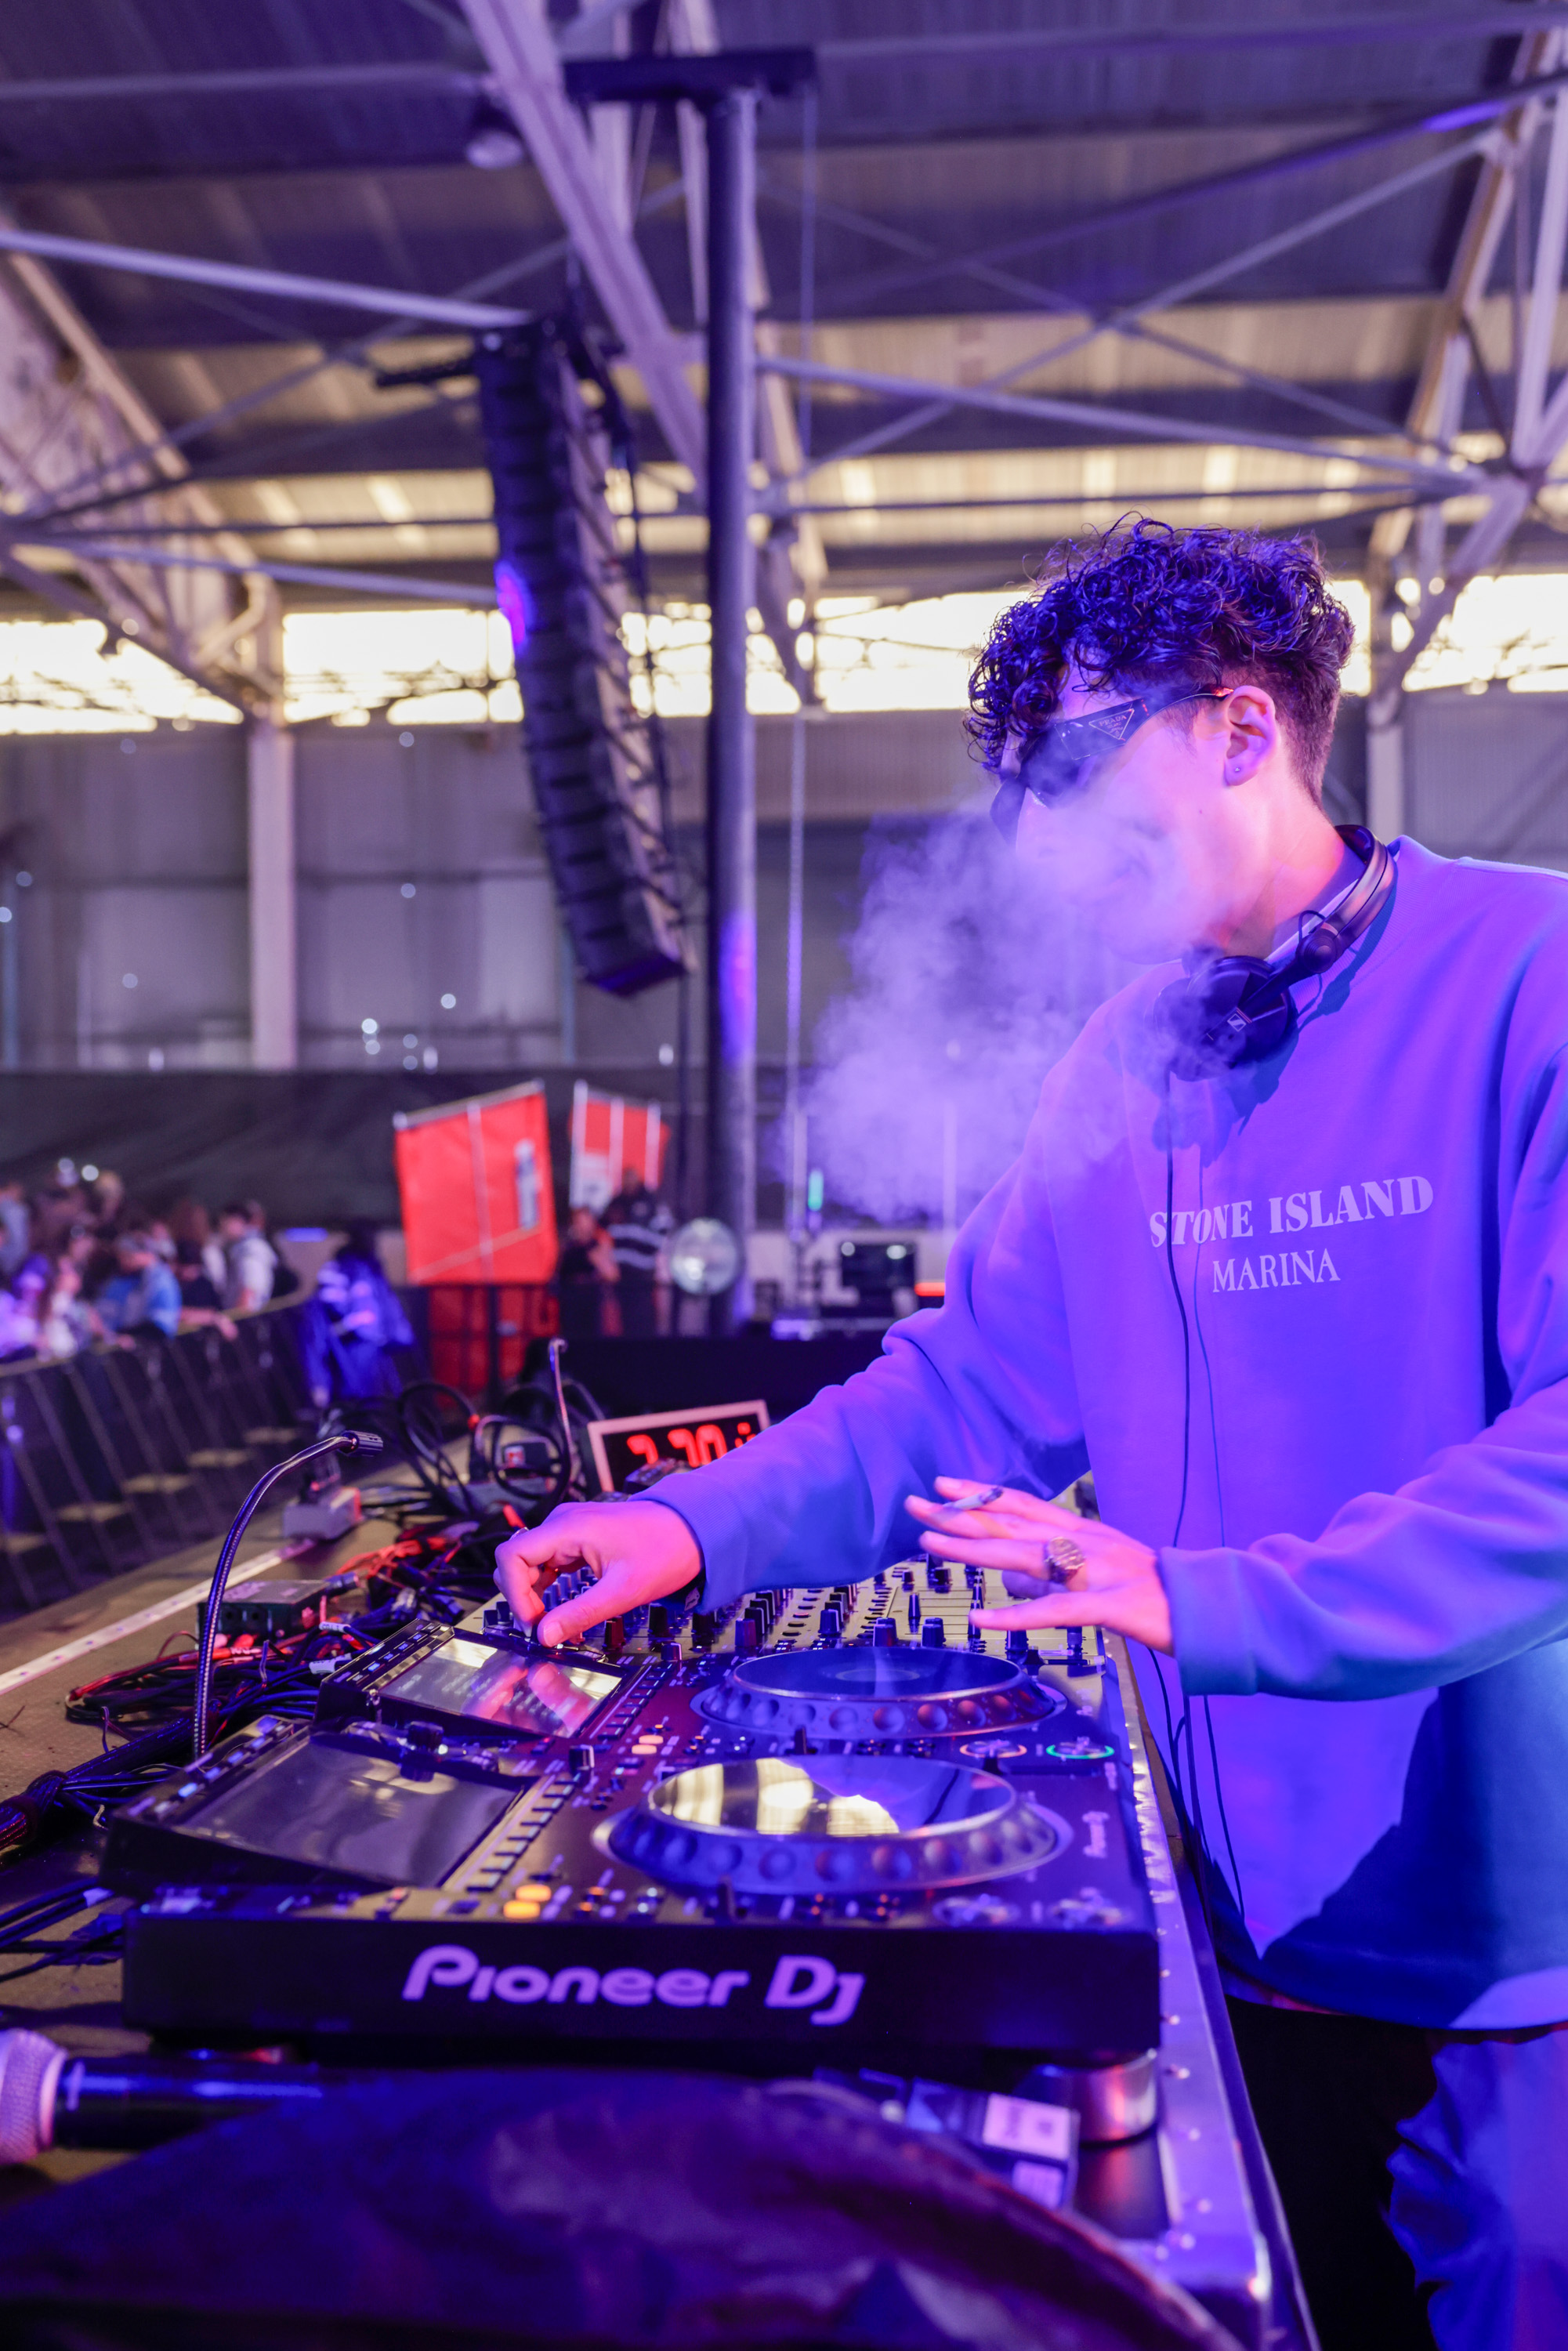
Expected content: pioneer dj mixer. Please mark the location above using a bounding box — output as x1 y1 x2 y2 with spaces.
107 1562 1279 2342
110 1565 1156 2060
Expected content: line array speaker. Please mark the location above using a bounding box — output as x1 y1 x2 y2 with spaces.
475 325 688 997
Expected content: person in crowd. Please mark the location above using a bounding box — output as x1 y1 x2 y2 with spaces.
83 1184 147 1299
555 1204 618 1344
0 1178 29 1278
266 1221 303 1300
9 1216 92 1311
302 1219 415 1404
168 1198 227 1294
36 1253 96 1360
85 1168 126 1232
96 1230 182 1341
31 1184 85 1257
0 1248 48 1360
0 1209 99 1360
599 1170 673 1340
218 1200 277 1313
173 1238 237 1340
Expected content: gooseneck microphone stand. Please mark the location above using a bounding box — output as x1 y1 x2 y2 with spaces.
191 1428 382 1757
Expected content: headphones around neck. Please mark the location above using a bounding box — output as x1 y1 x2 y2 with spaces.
1157 826 1393 1081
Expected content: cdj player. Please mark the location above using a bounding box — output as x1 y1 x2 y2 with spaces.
110 1570 1154 2059
108 1563 1277 2342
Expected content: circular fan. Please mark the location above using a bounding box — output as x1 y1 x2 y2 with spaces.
668 1217 742 1296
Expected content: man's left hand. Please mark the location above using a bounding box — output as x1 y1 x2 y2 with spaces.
904 1478 1174 1655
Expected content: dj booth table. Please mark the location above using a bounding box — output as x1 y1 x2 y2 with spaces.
0 1500 1313 2350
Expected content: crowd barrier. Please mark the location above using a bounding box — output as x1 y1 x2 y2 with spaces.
0 1302 322 1617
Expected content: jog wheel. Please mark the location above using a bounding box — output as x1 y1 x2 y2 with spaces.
604 1755 1069 1894
695 1643 1062 1742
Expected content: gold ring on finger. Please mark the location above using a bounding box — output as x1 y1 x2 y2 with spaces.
1044 1536 1085 1588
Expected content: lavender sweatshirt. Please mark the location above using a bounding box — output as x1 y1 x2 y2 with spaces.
658 841 1568 2026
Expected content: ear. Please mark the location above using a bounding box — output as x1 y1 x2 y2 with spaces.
1218 684 1276 787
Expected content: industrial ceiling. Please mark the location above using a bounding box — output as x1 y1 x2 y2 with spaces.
0 1 1564 715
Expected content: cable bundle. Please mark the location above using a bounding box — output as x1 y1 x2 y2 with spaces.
0 1356 609 1868
0 1716 201 1864
0 1880 123 1991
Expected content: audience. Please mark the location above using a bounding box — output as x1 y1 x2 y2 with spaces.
0 1178 28 1278
168 1197 227 1291
0 1176 418 1389
0 1248 49 1360
173 1238 237 1339
303 1220 415 1404
85 1169 126 1230
555 1203 619 1342
96 1231 182 1341
37 1255 95 1360
218 1201 277 1313
600 1171 673 1339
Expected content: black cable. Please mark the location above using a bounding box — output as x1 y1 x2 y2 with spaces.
1161 1096 1193 1549
0 1884 104 1945
1158 1073 1233 1951
1180 1171 1250 1926
1181 1707 1217 1951
1153 1662 1197 1847
1204 1694 1247 1922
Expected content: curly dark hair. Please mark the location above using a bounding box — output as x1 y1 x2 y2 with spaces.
965 520 1356 799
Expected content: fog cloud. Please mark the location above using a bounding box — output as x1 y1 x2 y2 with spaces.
802 799 1141 1225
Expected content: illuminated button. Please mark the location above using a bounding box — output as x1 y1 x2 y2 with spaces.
503 1900 543 1920
510 1880 554 1900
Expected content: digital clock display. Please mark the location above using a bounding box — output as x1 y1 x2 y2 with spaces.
586 1400 770 1494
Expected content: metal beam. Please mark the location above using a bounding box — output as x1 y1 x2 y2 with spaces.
459 0 706 484
0 217 266 704
38 514 494 540
248 710 298 1070
817 12 1568 61
789 132 1490 489
1369 297 1568 720
1367 17 1560 631
777 487 1439 516
758 172 1443 469
0 223 530 334
545 0 813 686
816 68 1568 321
760 354 1482 491
0 17 1559 107
9 537 497 606
666 0 824 663
15 181 689 534
1366 16 1568 769
1516 89 1568 449
0 63 483 104
706 86 758 1328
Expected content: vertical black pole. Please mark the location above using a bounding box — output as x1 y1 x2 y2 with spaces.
704 87 758 1335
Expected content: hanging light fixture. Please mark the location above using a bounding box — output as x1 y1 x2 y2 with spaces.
465 96 525 171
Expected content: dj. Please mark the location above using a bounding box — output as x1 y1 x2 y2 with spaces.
498 523 1568 2351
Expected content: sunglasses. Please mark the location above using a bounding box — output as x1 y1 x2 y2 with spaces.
990 686 1229 842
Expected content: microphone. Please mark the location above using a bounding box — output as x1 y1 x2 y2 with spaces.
191 1427 384 1755
0 2024 369 2161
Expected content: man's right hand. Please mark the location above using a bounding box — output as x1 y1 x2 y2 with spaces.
494 1501 701 1647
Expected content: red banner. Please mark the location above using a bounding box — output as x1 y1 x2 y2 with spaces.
394 1081 558 1286
569 1080 668 1212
